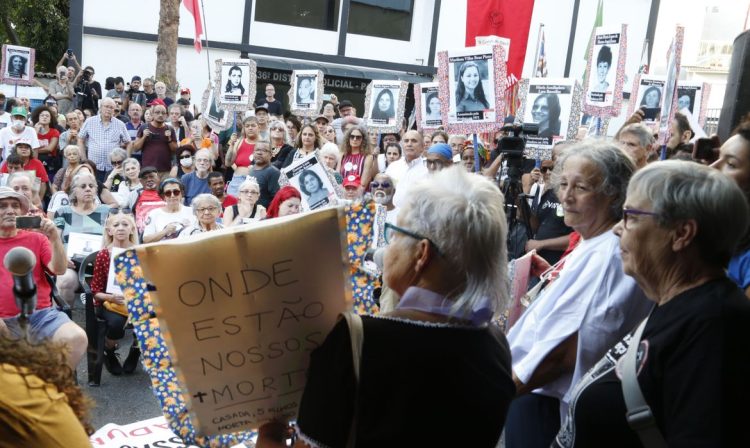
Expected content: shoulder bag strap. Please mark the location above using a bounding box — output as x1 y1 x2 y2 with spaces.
621 316 668 448
341 312 364 448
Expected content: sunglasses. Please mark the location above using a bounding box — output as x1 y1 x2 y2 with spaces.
162 189 182 197
349 134 363 140
109 207 132 215
541 166 553 173
111 160 123 166
370 181 392 189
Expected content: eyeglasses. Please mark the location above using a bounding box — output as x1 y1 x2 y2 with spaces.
540 166 552 173
239 189 260 195
369 181 392 189
384 222 442 256
109 207 132 215
162 189 181 197
196 206 219 214
349 134 363 140
425 159 450 169
622 208 659 230
111 160 123 166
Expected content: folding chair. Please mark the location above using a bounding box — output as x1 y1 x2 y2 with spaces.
77 250 106 386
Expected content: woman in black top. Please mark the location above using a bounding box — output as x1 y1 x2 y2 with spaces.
223 177 266 225
555 161 750 447
258 166 515 447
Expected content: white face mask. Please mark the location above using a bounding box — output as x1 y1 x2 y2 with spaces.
12 119 25 131
179 157 193 168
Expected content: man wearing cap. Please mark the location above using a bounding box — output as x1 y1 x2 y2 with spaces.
425 143 453 173
255 105 270 140
124 75 146 110
131 104 176 177
0 186 87 369
313 115 330 136
386 130 428 208
78 97 131 182
179 87 200 117
330 98 362 142
342 173 362 201
0 106 40 161
261 84 283 116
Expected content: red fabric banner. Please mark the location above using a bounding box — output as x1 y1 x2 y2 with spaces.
466 0 536 80
182 0 204 53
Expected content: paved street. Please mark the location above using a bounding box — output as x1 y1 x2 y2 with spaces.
70 306 163 430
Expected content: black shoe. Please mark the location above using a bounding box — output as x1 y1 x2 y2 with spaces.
104 348 123 376
122 347 141 374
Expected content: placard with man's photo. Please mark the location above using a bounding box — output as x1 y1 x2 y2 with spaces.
363 80 407 133
1 44 35 85
281 152 339 211
288 70 324 117
214 58 255 111
677 81 710 127
518 78 582 149
583 25 627 116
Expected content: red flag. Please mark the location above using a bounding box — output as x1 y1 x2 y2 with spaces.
466 0 536 80
182 0 203 53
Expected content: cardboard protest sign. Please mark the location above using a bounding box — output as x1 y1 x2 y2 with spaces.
133 207 350 436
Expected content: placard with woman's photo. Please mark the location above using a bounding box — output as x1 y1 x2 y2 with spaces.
518 78 582 150
627 75 666 124
583 25 627 117
437 44 507 134
677 81 710 127
201 84 233 132
288 70 324 117
1 44 35 85
214 58 256 111
363 80 407 133
280 152 339 211
415 82 442 132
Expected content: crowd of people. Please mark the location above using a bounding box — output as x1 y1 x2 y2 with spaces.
0 50 749 447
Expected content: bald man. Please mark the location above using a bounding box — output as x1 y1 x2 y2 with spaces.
387 130 429 208
78 97 131 182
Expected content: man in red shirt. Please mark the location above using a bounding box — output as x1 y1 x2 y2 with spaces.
207 171 237 217
0 187 86 369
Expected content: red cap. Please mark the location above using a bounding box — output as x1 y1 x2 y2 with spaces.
148 98 166 107
343 174 361 188
180 88 191 95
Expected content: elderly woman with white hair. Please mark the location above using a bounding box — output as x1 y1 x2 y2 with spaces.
319 142 343 184
504 141 652 448
53 171 111 306
257 166 515 447
223 177 266 226
179 193 223 237
554 161 750 447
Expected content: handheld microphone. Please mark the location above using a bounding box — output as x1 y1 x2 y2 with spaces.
4 247 37 319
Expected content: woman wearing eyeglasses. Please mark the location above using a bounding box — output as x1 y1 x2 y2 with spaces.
257 166 515 447
269 121 294 170
504 142 652 448
338 126 375 193
89 212 140 377
103 148 129 192
554 161 750 447
53 171 111 306
142 178 195 243
224 178 266 226
179 194 223 237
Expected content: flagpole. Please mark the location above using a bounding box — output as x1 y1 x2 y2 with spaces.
200 0 212 83
533 23 544 76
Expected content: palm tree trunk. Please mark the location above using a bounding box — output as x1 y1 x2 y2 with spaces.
156 0 180 98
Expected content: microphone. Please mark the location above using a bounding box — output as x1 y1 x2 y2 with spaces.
4 247 37 319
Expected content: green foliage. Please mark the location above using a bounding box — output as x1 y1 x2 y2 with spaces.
0 0 70 73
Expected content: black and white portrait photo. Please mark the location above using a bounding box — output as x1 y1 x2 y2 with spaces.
281 152 338 211
523 78 576 147
676 87 695 114
418 82 442 129
634 76 666 122
445 47 497 124
216 58 255 109
364 80 406 132
1 44 35 85
585 29 622 108
201 86 232 131
676 81 706 122
288 70 323 116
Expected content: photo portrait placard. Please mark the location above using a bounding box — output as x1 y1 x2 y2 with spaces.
518 78 582 151
438 44 508 134
658 26 685 144
627 74 666 125
288 70 324 117
1 44 35 85
281 152 339 211
363 80 407 133
415 82 442 132
201 84 233 132
214 58 256 111
583 25 628 117
677 81 710 127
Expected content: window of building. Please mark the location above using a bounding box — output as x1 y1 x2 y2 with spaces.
348 0 414 41
255 0 340 32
